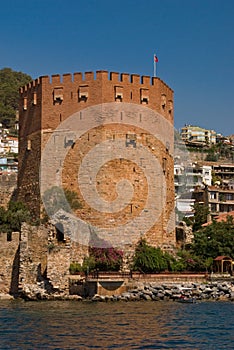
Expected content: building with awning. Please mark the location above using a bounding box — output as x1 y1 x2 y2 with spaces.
214 256 233 274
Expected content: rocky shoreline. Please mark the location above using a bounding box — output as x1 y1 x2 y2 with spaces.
1 281 234 302
91 281 234 302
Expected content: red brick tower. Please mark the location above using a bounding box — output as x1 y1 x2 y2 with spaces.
18 70 175 250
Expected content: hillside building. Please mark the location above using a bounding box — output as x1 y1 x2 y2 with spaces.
181 125 216 145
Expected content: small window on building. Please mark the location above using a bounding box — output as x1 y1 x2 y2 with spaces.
140 88 149 104
56 223 65 242
161 94 166 110
78 85 89 102
27 139 31 151
23 97 27 110
168 100 173 114
32 92 37 105
162 157 167 174
53 87 63 103
64 134 75 148
126 134 136 148
211 203 217 212
115 86 123 101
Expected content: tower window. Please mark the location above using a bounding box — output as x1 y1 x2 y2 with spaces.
53 87 63 103
32 92 37 105
140 88 149 104
23 97 27 110
78 85 89 101
115 86 123 101
161 94 166 110
27 139 31 151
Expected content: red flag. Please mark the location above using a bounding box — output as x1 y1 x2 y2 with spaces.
154 55 158 62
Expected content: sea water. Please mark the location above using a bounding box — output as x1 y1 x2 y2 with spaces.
0 300 233 349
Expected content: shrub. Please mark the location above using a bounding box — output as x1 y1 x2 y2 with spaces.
82 256 96 273
89 246 123 271
69 262 82 274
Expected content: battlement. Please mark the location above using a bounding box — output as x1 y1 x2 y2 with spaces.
20 70 173 94
0 231 20 244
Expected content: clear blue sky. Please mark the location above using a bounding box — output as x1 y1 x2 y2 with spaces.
1 0 234 136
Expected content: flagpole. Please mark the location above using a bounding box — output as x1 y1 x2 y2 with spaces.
154 54 156 77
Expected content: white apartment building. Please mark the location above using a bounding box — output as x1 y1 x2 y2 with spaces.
181 125 216 144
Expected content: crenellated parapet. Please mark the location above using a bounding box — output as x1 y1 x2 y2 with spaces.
0 232 20 245
19 70 173 127
20 70 173 92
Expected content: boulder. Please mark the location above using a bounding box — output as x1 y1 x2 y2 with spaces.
0 293 14 300
142 293 152 301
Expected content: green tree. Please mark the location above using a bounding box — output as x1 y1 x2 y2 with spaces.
0 68 32 128
0 201 31 233
132 239 167 273
205 152 218 162
191 217 234 259
192 203 209 232
176 249 207 271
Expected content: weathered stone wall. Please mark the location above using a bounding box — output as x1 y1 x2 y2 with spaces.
47 241 71 293
0 173 17 208
70 241 89 265
19 223 48 290
0 232 20 295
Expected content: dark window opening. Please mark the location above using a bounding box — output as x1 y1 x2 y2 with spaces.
56 223 65 242
163 157 167 174
141 97 148 104
126 134 137 148
7 232 12 241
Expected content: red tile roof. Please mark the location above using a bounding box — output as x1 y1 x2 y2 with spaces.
214 256 232 261
202 211 234 227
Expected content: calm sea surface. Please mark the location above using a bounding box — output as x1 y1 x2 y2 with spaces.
0 300 233 349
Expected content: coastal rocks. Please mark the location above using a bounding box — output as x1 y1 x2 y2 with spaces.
16 280 234 302
0 293 14 300
91 281 234 303
19 283 83 301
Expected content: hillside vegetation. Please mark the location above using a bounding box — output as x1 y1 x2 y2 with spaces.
0 68 32 129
